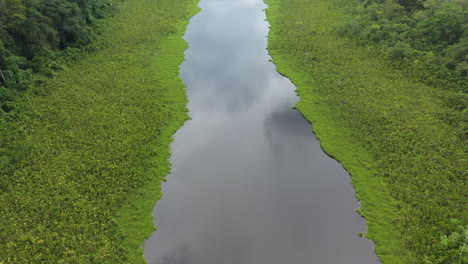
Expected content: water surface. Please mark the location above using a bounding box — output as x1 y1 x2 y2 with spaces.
144 0 381 263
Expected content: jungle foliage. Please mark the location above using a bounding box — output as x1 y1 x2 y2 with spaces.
265 0 467 263
0 0 117 111
0 0 198 262
336 0 467 91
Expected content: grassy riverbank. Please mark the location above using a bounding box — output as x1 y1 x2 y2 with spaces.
265 0 467 263
0 0 198 262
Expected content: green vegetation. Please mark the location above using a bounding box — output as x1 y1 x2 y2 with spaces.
265 0 467 263
336 0 467 92
0 0 117 101
0 0 199 262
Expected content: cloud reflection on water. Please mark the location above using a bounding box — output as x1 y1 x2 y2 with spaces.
143 0 381 263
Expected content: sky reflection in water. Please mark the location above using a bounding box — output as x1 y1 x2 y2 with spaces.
144 0 381 263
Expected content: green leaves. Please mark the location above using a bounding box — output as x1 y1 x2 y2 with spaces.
441 220 468 263
0 0 26 19
340 0 468 88
265 0 467 262
414 0 465 48
0 0 118 106
0 0 196 262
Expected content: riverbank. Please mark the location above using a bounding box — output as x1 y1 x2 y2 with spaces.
0 0 198 262
265 0 467 263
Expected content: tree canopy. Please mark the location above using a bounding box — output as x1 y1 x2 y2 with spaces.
337 0 467 89
0 0 115 97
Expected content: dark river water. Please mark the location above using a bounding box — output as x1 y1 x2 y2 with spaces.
144 0 381 263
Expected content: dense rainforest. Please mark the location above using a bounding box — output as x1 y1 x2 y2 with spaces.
0 0 117 111
338 0 467 90
266 0 467 263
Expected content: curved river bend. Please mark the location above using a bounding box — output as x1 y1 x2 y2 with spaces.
144 0 381 263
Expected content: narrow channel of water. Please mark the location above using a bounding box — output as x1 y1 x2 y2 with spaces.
144 0 381 263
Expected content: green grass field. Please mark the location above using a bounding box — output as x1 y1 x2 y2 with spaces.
265 0 467 263
0 0 199 262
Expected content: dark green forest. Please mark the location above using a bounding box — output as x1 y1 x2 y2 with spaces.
338 0 467 91
0 0 116 110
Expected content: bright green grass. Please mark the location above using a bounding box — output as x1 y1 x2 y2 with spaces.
0 0 199 262
265 0 467 263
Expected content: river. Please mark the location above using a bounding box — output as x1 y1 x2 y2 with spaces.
144 0 381 263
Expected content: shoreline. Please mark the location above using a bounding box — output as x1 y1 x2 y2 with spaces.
264 0 428 262
0 0 200 262
265 0 467 262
